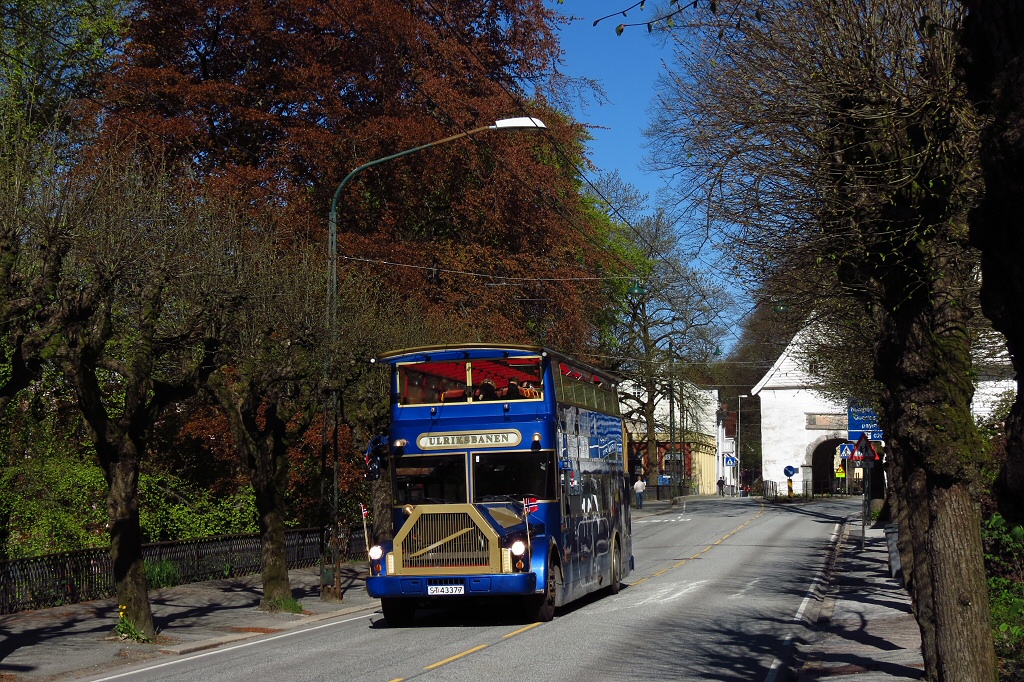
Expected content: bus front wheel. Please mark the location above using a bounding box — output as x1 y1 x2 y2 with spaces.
529 556 560 622
381 598 416 627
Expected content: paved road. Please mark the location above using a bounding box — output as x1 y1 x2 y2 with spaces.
54 496 859 682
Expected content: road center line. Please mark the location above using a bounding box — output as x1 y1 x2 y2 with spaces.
424 643 489 670
627 504 767 588
503 622 543 638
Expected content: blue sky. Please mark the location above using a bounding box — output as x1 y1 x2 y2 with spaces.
548 1 676 204
546 2 751 353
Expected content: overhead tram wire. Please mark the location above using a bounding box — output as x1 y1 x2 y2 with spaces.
10 0 745 348
339 255 635 284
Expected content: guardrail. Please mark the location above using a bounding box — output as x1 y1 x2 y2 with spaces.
0 526 366 615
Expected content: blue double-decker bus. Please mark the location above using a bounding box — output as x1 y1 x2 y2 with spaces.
364 343 633 626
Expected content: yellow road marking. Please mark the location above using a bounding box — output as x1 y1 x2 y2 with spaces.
503 622 543 638
634 503 767 585
425 644 489 670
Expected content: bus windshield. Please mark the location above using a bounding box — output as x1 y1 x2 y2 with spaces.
394 455 467 504
473 451 556 502
397 356 543 406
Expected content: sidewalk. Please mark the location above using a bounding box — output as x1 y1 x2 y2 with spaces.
0 563 379 680
795 519 925 681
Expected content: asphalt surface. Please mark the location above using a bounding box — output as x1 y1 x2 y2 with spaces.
0 497 924 681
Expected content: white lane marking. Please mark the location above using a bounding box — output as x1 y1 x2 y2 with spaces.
729 576 762 599
87 612 373 681
763 521 840 682
635 517 691 523
606 579 709 612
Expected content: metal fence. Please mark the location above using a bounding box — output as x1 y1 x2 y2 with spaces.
762 480 812 500
0 526 365 615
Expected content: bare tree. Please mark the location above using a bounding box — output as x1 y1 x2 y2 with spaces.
57 139 233 638
645 0 994 676
596 193 730 486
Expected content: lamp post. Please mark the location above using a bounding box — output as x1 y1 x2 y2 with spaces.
737 394 748 496
321 117 546 598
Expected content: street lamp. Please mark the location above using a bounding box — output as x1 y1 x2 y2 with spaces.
321 116 546 598
737 394 748 496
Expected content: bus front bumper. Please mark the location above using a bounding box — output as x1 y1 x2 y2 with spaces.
366 572 538 598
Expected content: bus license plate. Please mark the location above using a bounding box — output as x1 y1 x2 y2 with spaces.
427 585 464 596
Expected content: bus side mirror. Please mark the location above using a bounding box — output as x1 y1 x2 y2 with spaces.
364 435 388 481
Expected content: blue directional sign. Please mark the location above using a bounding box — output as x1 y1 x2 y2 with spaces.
784 465 798 477
838 442 855 459
848 404 885 442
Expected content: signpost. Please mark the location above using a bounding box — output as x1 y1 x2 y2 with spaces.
848 433 881 548
783 465 797 498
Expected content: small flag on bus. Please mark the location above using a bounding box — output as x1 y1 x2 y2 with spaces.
523 498 539 513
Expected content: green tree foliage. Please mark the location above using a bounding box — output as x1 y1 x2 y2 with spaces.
139 475 257 543
1 0 125 124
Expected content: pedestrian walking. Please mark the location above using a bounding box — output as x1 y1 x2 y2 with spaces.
717 476 726 496
633 476 646 509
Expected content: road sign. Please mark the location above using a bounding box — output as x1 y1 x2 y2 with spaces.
836 465 846 478
724 456 738 466
784 465 798 477
849 432 881 463
838 442 854 459
848 404 884 442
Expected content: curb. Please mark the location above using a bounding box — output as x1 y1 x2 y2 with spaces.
794 516 850 680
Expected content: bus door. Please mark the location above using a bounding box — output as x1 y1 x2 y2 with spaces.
560 463 582 591
576 476 601 589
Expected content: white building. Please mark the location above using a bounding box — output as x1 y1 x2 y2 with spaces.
748 326 1015 495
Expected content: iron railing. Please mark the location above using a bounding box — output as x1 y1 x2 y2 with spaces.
0 526 365 615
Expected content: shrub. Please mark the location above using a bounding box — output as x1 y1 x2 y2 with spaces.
145 559 181 589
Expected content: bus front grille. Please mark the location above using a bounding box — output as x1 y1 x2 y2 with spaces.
393 505 501 574
402 512 488 568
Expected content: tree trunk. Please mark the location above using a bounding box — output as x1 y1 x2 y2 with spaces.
106 452 155 638
874 287 996 680
252 417 293 609
63 306 157 640
644 379 660 487
962 0 1024 522
206 373 293 609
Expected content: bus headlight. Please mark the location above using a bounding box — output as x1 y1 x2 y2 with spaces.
510 540 527 556
368 545 384 561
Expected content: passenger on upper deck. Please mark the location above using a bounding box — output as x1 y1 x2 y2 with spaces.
505 378 522 400
475 379 498 401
